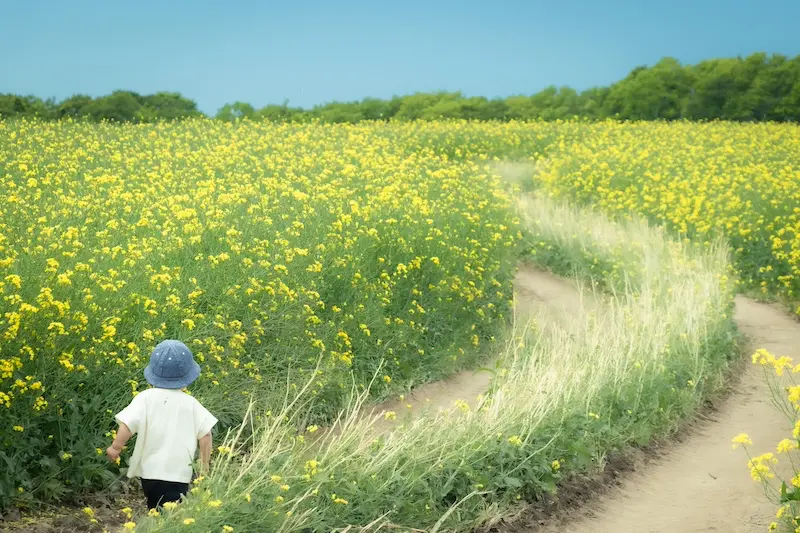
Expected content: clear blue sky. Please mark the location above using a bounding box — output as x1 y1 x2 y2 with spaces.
2 0 798 114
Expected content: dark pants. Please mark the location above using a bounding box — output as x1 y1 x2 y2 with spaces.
141 478 189 510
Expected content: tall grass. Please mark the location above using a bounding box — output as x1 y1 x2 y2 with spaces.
130 191 737 532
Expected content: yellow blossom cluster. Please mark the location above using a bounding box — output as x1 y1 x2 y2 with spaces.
735 349 800 532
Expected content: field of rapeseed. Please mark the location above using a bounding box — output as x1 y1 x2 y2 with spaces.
0 119 524 507
531 121 800 314
1 117 798 515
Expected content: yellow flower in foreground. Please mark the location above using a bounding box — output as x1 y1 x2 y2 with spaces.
123 522 136 531
748 452 778 481
384 411 396 421
551 459 561 471
147 509 160 517
82 507 95 518
121 507 133 519
162 501 178 511
12 426 23 432
788 386 800 405
223 527 234 533
777 439 796 453
183 518 196 525
508 435 522 447
731 433 753 449
207 499 222 508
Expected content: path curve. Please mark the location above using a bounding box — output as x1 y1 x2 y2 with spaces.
525 295 800 533
361 266 588 433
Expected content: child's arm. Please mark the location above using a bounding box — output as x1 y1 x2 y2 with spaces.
106 423 133 462
198 431 212 472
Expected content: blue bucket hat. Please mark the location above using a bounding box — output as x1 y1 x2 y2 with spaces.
143 340 201 389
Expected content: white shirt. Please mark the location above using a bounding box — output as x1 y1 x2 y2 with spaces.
115 388 218 483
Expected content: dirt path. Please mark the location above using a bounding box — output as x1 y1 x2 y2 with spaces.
361 266 589 432
527 295 800 533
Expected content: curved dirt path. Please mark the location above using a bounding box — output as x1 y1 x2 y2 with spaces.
362 266 588 433
524 295 800 533
369 264 800 532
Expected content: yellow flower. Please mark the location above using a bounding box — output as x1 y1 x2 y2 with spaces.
123 522 136 530
271 474 282 483
223 527 234 533
384 411 396 421
207 499 222 508
551 459 561 471
777 439 796 453
748 453 778 481
280 484 290 491
147 509 160 517
731 433 753 449
162 501 178 511
82 507 95 518
12 426 23 432
508 435 523 447
183 518 196 525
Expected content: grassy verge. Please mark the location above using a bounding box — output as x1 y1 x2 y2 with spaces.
108 191 738 532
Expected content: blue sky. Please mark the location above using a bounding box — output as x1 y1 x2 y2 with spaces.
2 0 798 114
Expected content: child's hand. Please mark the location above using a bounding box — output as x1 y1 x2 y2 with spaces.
106 446 121 463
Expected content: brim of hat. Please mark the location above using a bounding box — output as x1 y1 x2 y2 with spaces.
143 360 201 389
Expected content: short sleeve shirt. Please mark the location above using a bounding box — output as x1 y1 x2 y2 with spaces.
115 388 217 483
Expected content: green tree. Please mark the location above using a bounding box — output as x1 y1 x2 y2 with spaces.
57 94 94 119
82 90 143 122
215 102 256 121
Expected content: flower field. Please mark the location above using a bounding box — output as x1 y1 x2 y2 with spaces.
530 120 800 313
0 119 525 507
0 117 798 520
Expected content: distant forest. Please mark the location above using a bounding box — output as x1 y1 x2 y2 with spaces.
3 53 800 123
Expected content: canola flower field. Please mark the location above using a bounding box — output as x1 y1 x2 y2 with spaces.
0 120 523 507
532 121 800 310
0 118 798 518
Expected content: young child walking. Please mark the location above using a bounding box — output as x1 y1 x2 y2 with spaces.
106 339 218 510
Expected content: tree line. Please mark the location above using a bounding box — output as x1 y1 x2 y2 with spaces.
3 53 799 123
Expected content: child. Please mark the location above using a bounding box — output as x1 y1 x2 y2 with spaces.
107 339 218 510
